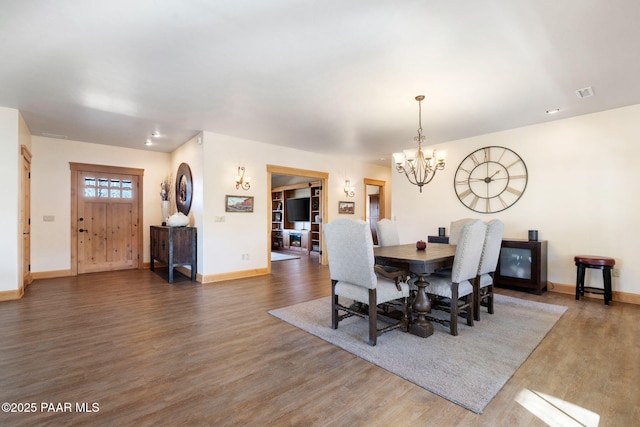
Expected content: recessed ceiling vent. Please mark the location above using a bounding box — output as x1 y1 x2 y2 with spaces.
575 87 594 98
42 132 68 139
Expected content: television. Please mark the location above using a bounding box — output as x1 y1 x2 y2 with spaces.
286 197 310 222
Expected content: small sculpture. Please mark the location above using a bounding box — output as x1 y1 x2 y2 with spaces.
167 212 190 227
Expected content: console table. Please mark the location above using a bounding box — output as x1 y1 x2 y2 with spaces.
150 226 197 283
494 239 548 294
427 235 548 294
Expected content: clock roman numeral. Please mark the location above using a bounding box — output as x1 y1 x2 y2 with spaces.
458 188 473 199
469 195 480 210
505 159 523 169
505 186 523 196
483 147 490 163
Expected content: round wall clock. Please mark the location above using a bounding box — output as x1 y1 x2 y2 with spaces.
175 162 193 215
454 146 528 213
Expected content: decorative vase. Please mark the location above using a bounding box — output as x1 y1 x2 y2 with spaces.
168 212 190 227
161 200 171 223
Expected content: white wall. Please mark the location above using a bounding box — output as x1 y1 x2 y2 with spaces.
28 131 390 280
170 133 204 276
30 137 171 272
200 131 391 277
391 104 640 295
0 107 20 292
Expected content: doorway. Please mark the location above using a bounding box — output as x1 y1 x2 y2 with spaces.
70 163 144 275
364 178 387 245
267 165 328 272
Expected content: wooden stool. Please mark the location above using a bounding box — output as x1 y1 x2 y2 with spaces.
574 255 615 305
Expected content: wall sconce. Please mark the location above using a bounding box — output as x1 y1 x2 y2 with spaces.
235 166 251 190
344 180 355 197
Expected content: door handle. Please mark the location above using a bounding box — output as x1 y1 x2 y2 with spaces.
79 228 88 233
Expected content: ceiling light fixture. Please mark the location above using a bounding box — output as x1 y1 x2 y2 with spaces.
235 166 251 190
151 132 161 137
546 108 560 114
392 95 445 193
144 139 153 146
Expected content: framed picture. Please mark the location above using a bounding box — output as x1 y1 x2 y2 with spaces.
226 195 254 212
338 201 355 214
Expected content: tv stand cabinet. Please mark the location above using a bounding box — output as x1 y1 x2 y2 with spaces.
494 239 548 294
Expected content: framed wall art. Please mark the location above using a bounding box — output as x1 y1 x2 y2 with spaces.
338 201 355 214
225 195 254 212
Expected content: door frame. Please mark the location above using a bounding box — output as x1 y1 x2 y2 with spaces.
363 178 386 219
266 165 328 271
70 163 144 276
21 145 32 290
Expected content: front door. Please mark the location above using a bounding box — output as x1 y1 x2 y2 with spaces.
76 169 140 274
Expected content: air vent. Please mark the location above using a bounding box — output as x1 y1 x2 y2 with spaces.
575 87 594 98
41 132 68 139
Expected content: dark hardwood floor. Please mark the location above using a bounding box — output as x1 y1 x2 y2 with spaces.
0 256 638 426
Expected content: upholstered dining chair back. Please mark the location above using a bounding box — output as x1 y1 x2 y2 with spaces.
451 220 488 284
448 218 475 245
376 219 400 247
472 219 504 320
325 219 377 289
478 219 505 276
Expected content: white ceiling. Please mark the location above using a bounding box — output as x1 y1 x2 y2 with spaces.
2 1 640 165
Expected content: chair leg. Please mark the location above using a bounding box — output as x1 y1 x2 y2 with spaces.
487 284 494 314
449 284 459 336
368 288 377 346
331 280 339 329
472 276 481 321
465 294 474 327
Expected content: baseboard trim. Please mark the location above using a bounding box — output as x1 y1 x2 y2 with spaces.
549 282 640 305
32 270 73 280
0 288 24 301
202 268 269 284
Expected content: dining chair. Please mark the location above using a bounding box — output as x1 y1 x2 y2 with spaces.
423 219 487 335
324 219 410 346
376 218 400 246
448 218 475 245
473 219 505 320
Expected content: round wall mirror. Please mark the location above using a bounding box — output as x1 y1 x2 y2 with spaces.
175 163 193 215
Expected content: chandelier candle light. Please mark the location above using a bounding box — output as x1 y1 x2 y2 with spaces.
392 95 446 192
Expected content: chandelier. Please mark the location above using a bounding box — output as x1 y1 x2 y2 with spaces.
392 95 445 192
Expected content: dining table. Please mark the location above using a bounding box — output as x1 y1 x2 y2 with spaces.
374 243 456 338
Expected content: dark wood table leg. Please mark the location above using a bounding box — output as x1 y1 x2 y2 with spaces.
409 274 434 338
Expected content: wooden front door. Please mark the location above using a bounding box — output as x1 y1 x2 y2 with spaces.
72 165 142 274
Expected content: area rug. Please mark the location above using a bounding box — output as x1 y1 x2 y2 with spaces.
271 252 301 262
269 294 567 414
